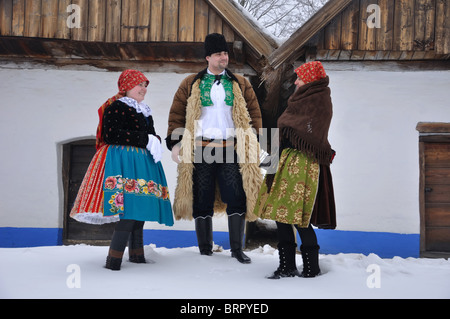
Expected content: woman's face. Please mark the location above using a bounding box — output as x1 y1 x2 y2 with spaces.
295 77 305 89
126 81 148 103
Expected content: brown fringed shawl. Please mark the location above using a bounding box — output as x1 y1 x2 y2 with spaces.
278 76 334 166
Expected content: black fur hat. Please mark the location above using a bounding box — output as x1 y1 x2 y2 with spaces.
204 33 229 57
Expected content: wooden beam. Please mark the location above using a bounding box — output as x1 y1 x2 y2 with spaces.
317 60 450 72
417 122 450 134
0 56 256 75
205 0 276 58
268 0 353 69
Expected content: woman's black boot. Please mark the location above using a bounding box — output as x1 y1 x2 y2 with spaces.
128 226 146 263
300 244 321 277
105 230 130 270
267 242 301 279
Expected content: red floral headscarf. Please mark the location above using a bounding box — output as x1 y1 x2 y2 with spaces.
294 61 327 84
95 70 149 150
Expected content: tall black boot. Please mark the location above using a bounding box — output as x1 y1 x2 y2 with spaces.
128 222 146 263
106 230 130 270
195 217 213 256
267 242 300 279
228 214 251 264
300 244 321 277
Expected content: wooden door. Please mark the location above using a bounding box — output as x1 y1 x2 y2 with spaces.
62 139 116 245
417 123 450 258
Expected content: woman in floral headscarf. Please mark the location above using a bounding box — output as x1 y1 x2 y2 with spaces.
254 61 336 279
70 69 174 270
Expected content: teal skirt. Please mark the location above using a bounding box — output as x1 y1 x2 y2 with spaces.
103 145 174 226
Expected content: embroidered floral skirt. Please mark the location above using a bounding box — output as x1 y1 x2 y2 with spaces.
70 144 174 226
103 145 174 226
253 148 320 228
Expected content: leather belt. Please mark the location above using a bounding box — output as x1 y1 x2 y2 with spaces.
195 140 235 148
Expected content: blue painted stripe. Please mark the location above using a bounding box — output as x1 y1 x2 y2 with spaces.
0 227 63 248
0 227 419 258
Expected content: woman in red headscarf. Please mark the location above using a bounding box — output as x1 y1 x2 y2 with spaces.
70 70 174 270
254 61 336 279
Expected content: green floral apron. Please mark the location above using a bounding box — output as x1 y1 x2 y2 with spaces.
254 148 320 227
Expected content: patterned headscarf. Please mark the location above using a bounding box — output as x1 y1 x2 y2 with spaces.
95 70 149 150
294 61 327 84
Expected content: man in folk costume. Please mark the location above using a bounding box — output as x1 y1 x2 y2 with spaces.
166 33 263 263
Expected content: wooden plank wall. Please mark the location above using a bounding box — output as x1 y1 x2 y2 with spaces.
0 0 238 43
316 0 450 56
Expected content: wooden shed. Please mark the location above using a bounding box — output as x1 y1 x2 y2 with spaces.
261 0 450 129
0 0 277 75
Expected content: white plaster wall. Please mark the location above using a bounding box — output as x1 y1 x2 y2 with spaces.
0 65 449 234
326 69 450 233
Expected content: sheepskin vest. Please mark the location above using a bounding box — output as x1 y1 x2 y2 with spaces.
173 79 262 221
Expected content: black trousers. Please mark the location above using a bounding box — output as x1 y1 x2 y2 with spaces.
276 222 318 247
193 146 246 218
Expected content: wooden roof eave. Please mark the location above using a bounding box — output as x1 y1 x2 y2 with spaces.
206 0 278 60
267 0 352 70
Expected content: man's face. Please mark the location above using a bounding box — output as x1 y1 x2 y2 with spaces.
206 51 229 73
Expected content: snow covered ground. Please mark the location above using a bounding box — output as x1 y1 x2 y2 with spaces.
1 244 449 300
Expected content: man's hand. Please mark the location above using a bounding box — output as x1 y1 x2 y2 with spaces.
171 143 181 164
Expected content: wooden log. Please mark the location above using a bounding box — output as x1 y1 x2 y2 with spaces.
150 0 163 41
376 0 394 51
208 6 222 34
12 0 25 36
105 0 121 42
414 0 435 51
435 0 450 54
88 0 106 42
121 0 138 42
359 0 377 50
41 0 59 38
324 14 341 50
393 0 414 51
24 0 41 38
71 0 88 41
55 0 71 39
163 0 178 41
194 0 209 42
136 0 151 42
0 0 13 36
179 0 195 42
340 0 359 50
